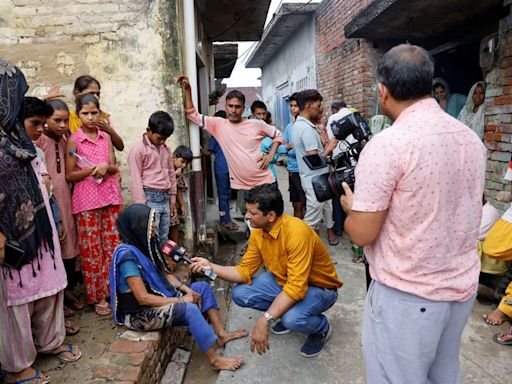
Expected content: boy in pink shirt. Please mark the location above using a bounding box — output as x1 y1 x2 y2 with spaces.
128 111 177 246
177 76 283 214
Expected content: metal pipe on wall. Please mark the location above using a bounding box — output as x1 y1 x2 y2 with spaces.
183 0 206 243
183 0 201 172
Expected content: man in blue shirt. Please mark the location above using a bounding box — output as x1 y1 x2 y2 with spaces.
291 90 339 246
282 93 306 218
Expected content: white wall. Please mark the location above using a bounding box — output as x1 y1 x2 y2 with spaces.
260 15 317 130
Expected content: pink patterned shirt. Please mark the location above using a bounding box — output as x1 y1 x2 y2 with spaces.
71 128 122 214
185 108 283 190
352 98 486 302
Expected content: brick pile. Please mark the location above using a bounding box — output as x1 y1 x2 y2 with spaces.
92 327 192 384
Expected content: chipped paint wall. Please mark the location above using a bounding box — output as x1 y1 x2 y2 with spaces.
0 0 189 202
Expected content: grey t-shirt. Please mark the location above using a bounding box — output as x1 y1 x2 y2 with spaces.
291 116 328 189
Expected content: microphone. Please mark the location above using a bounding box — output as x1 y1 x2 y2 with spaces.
161 240 217 281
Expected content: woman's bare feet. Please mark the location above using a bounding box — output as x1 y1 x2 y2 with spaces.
209 354 245 371
217 328 249 347
484 308 509 325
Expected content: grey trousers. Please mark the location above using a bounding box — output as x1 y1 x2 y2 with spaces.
363 281 476 384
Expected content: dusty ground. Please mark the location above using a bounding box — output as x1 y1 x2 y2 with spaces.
13 164 511 384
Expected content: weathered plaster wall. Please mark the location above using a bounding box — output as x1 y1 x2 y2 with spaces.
0 0 188 203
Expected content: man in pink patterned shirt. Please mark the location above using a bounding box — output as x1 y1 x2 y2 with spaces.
341 45 486 383
177 75 283 214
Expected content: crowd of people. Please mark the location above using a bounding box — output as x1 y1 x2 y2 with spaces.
0 40 510 384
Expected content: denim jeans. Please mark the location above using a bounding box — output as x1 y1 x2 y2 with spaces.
144 189 170 246
215 172 231 223
232 271 338 335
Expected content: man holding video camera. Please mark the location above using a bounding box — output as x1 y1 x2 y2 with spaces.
341 44 486 383
291 90 339 246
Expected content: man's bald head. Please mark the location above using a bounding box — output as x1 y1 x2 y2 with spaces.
377 44 434 101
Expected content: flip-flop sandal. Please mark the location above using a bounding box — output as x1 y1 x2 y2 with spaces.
5 370 50 384
65 319 80 336
492 333 512 345
328 237 339 246
221 222 239 231
63 306 75 318
5 369 51 384
52 344 82 362
352 256 365 264
66 297 85 311
94 303 112 316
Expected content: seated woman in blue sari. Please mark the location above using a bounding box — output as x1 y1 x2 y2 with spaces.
110 204 247 371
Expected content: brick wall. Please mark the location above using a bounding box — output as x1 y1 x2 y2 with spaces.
483 17 512 210
315 0 383 117
93 327 192 384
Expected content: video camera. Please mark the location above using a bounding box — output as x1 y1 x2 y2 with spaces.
303 111 371 202
161 240 217 281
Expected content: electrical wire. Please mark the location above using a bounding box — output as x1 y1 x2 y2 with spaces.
278 0 315 16
209 5 253 40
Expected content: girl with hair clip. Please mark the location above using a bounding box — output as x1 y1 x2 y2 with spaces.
69 75 124 151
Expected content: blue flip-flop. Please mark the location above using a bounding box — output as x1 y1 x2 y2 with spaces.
54 344 82 362
8 369 50 384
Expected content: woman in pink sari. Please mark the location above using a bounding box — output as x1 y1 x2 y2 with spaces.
0 60 81 384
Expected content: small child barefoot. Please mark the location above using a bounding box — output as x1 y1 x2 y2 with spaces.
483 308 509 325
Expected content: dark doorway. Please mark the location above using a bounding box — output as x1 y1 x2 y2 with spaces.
433 42 483 96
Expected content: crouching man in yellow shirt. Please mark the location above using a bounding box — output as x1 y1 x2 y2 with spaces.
190 183 342 358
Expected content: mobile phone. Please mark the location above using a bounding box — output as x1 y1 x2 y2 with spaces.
3 241 26 270
303 154 328 170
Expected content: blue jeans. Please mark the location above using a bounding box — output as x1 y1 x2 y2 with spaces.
144 189 170 246
232 272 338 335
215 172 231 223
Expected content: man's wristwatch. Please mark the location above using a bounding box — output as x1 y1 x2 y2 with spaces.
263 311 278 327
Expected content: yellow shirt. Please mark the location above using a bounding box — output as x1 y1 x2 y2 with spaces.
236 214 342 301
69 110 111 134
